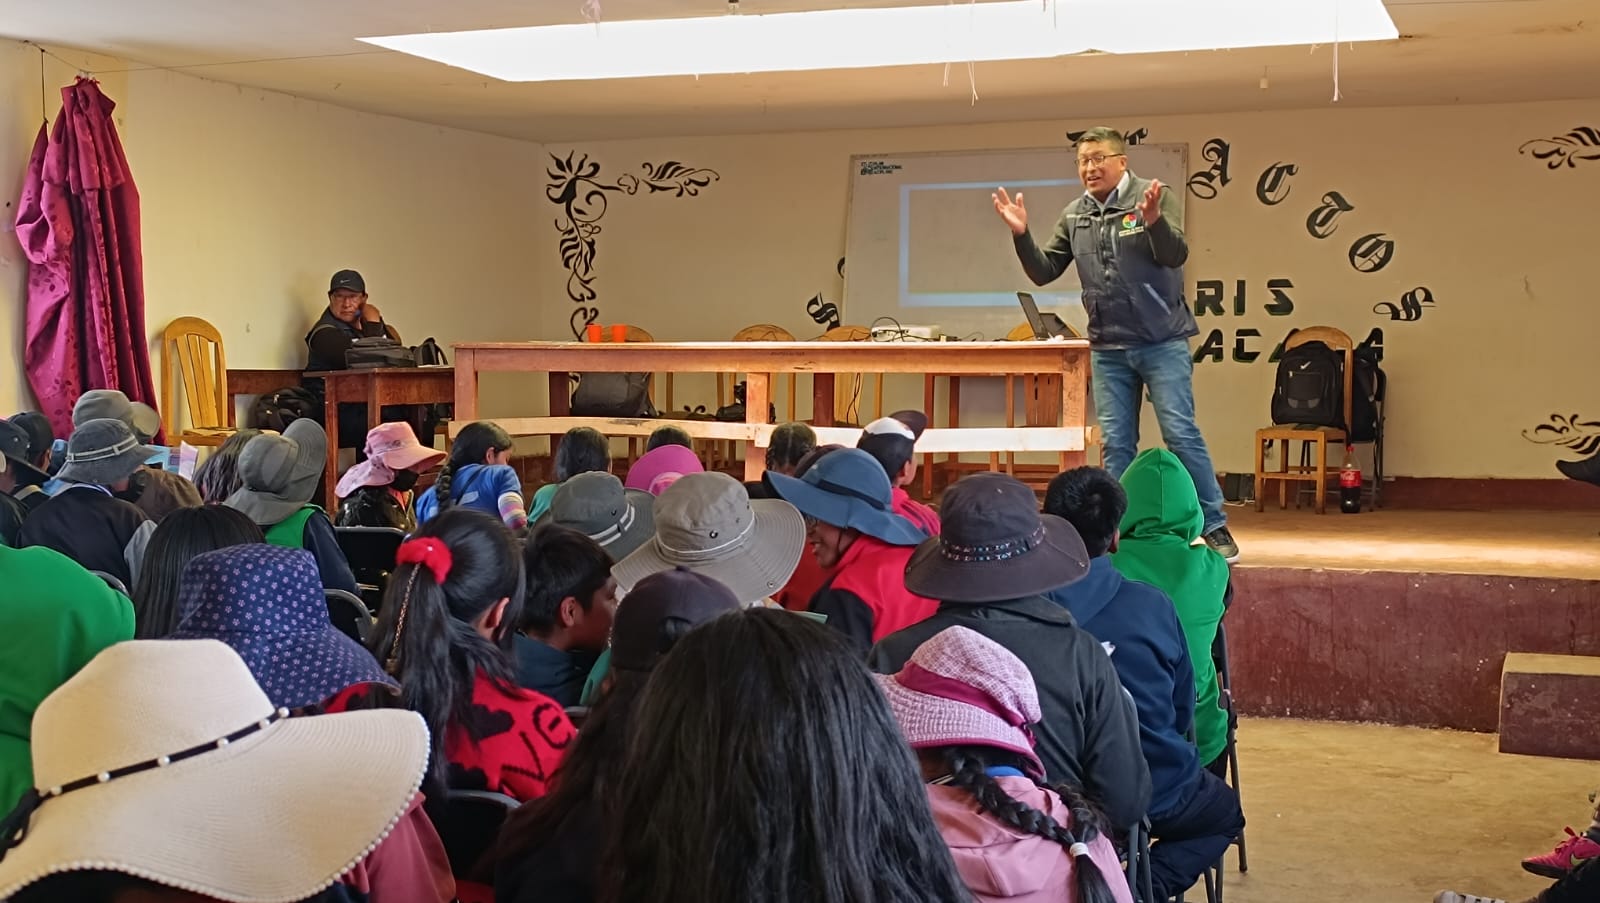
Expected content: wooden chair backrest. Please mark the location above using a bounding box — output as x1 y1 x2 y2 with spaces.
1284 326 1355 435
161 316 229 434
721 325 798 420
813 325 880 424
609 325 667 412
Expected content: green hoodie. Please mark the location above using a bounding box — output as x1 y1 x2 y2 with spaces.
0 545 135 812
1111 448 1230 765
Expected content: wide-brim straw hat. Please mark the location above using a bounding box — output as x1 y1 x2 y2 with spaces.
0 639 429 903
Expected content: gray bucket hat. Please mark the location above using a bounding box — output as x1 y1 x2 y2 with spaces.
55 418 165 486
225 419 328 525
612 471 804 606
534 471 657 562
73 389 161 443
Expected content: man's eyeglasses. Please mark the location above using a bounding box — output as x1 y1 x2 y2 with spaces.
1077 153 1125 168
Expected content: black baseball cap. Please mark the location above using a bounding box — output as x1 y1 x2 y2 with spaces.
329 270 366 294
7 412 54 466
0 419 48 485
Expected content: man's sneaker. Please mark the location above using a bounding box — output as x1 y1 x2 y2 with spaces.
1434 893 1507 903
1202 526 1240 563
1523 827 1600 879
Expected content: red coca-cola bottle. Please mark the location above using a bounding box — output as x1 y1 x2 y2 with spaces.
1340 444 1362 514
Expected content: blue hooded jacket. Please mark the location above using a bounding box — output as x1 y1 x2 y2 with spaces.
1045 555 1200 818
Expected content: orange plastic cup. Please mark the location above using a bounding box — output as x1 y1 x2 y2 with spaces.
585 323 602 342
611 324 627 343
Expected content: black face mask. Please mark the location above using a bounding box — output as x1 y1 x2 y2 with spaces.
113 469 149 504
389 469 419 492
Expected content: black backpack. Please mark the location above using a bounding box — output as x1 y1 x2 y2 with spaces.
251 386 320 432
1347 333 1386 443
1270 340 1343 429
570 372 658 419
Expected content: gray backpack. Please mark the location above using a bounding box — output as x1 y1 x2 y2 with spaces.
570 372 657 418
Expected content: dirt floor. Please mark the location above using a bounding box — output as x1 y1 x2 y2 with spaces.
1200 717 1595 903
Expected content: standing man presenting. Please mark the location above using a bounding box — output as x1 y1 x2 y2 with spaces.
995 126 1237 561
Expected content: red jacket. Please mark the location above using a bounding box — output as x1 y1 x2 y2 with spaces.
807 535 937 654
892 488 941 536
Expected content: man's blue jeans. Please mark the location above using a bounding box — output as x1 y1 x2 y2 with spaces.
1091 338 1227 533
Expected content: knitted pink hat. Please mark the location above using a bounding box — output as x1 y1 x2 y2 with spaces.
876 626 1044 777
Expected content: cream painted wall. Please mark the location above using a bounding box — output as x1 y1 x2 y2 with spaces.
544 100 1600 479
1 38 548 433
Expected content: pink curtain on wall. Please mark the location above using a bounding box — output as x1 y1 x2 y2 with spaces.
13 77 161 441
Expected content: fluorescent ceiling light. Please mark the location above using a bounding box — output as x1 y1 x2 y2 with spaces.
361 0 1397 83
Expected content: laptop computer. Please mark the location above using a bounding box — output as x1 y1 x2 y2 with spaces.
1017 291 1072 340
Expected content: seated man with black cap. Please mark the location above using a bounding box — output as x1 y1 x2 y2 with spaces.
767 447 936 654
868 472 1151 833
303 268 433 451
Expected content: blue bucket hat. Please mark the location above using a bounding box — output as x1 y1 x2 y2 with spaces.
766 448 927 547
171 544 394 709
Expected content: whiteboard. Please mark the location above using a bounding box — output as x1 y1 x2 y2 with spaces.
843 143 1188 340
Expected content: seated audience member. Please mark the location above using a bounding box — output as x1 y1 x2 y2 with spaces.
6 412 55 484
1436 859 1600 903
191 427 261 505
770 441 838 610
0 544 133 812
598 607 972 903
880 626 1132 903
65 389 202 522
0 639 452 903
303 269 435 451
1043 467 1244 901
624 442 703 496
19 418 156 587
416 421 526 530
536 472 655 562
768 447 934 652
612 471 803 607
869 473 1151 831
516 525 621 706
171 545 393 709
744 420 818 500
130 505 264 639
857 410 941 535
335 421 445 531
645 424 693 451
225 418 358 594
333 508 576 803
0 420 50 531
527 426 610 522
1111 448 1230 774
495 567 742 903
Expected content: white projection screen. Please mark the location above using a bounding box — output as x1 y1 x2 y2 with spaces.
842 143 1188 340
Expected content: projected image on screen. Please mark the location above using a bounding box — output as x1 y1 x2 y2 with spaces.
844 145 1187 340
902 179 1082 306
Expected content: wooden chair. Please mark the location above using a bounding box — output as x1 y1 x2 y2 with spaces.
160 317 236 447
706 325 797 470
813 325 882 427
1253 326 1354 514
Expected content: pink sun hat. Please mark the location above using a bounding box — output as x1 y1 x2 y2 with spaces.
876 626 1045 778
335 421 446 499
624 444 704 496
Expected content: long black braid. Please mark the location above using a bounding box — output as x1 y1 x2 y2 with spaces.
943 747 1119 903
436 421 513 510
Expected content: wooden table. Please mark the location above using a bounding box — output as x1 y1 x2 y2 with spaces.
452 342 1090 482
316 367 455 503
226 366 455 504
